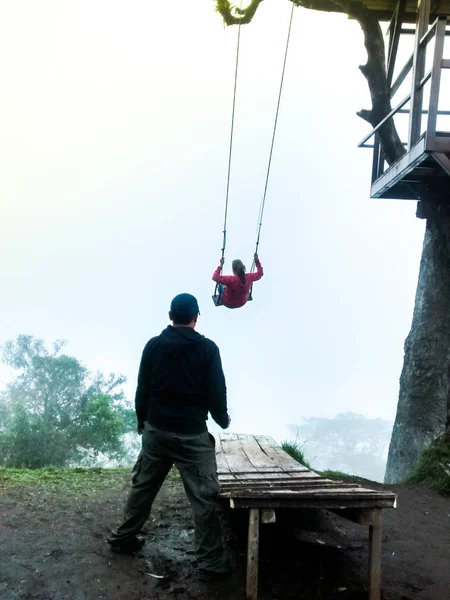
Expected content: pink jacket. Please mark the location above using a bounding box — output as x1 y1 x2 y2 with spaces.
212 258 264 308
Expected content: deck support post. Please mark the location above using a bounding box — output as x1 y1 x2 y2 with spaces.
246 508 260 600
368 509 382 600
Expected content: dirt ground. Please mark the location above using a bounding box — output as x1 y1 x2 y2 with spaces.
1 469 449 600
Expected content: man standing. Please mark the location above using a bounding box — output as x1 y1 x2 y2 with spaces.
108 293 230 579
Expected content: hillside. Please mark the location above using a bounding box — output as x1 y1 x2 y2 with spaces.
1 468 449 600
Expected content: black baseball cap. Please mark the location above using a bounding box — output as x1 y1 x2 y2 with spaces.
170 293 200 323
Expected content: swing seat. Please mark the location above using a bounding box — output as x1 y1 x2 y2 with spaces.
212 294 223 307
211 294 253 307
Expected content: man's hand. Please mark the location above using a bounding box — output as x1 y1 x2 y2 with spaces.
137 423 144 435
254 253 258 261
219 257 225 267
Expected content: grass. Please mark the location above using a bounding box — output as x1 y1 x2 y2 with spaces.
0 465 181 497
281 442 361 482
0 467 131 497
281 441 311 468
407 436 450 495
318 470 363 483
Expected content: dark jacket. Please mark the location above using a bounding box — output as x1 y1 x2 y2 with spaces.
134 326 229 434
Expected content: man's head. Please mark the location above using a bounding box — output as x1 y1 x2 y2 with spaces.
169 293 200 327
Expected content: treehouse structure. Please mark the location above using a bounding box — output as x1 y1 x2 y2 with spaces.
358 0 450 200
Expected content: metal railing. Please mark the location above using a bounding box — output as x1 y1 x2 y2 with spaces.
358 16 450 185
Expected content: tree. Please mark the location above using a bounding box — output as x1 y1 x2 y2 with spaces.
215 1 450 482
0 335 135 468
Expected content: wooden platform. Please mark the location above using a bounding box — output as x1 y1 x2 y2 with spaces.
214 433 396 600
370 136 450 200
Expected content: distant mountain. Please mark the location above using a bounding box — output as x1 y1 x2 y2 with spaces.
287 412 393 482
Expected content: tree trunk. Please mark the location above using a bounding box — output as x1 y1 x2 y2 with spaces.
385 216 450 483
214 0 450 484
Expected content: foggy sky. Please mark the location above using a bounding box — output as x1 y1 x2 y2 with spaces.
0 1 428 441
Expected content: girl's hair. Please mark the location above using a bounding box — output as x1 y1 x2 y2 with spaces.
232 259 246 284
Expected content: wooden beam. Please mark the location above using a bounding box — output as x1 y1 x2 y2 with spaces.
246 509 260 600
368 510 383 600
229 498 396 509
221 487 397 499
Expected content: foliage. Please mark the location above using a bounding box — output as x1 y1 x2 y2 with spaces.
407 437 450 495
282 440 311 468
215 0 266 25
0 335 135 468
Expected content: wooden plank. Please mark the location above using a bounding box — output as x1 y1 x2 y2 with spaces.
219 472 324 482
246 509 260 600
214 436 231 473
220 482 358 492
230 498 396 510
218 474 239 481
220 478 346 487
219 469 311 476
254 436 309 472
220 472 286 481
220 436 257 473
237 434 280 470
220 478 339 487
221 487 397 499
368 509 382 600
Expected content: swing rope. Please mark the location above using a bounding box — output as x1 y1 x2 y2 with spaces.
221 18 242 261
251 2 295 274
215 4 295 305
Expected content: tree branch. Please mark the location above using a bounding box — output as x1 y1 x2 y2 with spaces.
216 0 405 165
215 0 266 25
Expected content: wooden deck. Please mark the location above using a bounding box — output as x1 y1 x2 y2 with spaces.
214 433 397 600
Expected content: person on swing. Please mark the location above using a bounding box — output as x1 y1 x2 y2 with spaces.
212 253 264 308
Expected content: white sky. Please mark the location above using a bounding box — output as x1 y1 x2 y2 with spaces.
0 0 428 441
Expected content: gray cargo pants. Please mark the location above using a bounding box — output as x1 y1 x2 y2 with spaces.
108 424 227 572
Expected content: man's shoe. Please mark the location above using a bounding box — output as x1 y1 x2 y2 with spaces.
109 536 145 554
197 568 231 582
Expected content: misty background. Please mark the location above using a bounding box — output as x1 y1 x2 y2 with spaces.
1 1 427 480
